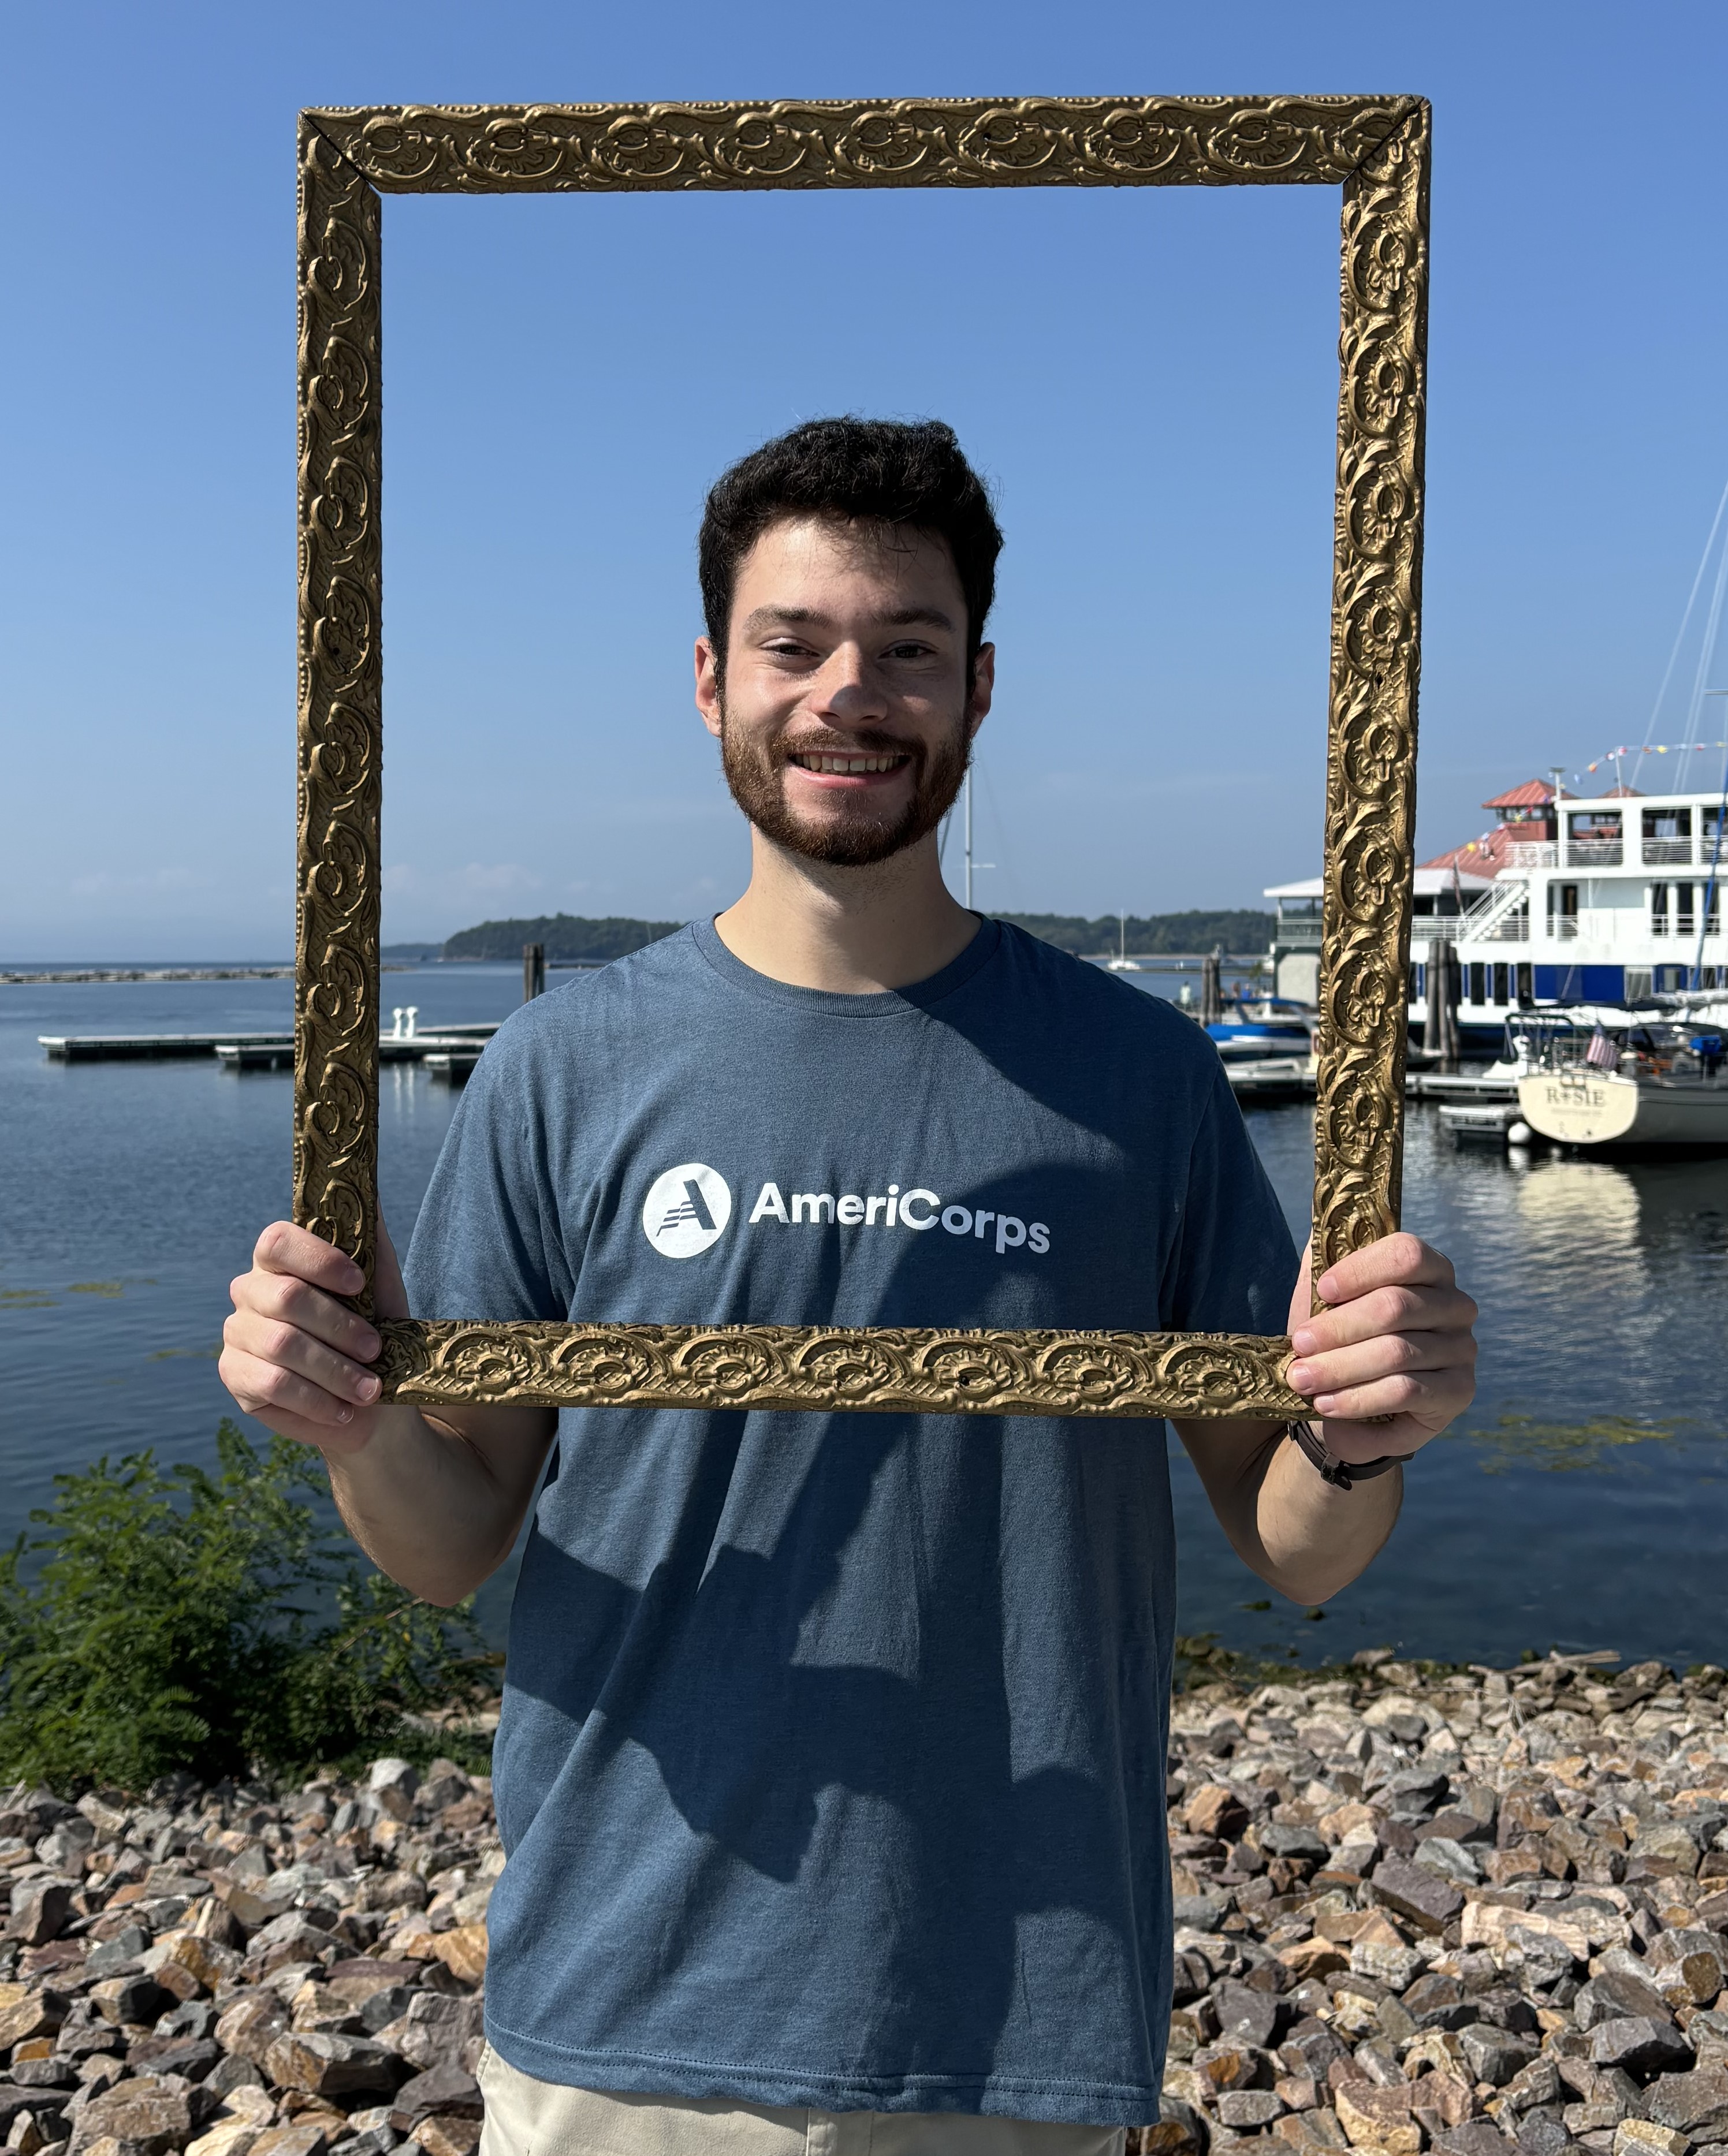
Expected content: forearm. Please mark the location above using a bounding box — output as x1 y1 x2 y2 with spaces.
322 1403 553 1606
1174 1418 1402 1605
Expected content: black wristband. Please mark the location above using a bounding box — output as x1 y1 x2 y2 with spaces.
1283 1419 1416 1491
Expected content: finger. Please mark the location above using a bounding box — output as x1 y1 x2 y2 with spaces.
236 1269 382 1364
251 1220 367 1297
1314 1232 1454 1306
223 1310 382 1409
1290 1333 1476 1407
1310 1365 1474 1424
1291 1284 1478 1357
219 1344 374 1439
217 1371 372 1457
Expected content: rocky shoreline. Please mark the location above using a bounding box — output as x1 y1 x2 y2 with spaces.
7 1652 1728 2156
0 1756 494 2156
1153 1648 1728 2156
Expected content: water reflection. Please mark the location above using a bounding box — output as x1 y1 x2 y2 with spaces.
3 968 1727 1667
1173 1101 1728 1670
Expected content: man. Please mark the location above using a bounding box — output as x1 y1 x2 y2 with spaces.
222 419 1476 2156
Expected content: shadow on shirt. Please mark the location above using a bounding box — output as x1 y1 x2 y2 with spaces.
501 1393 1168 2072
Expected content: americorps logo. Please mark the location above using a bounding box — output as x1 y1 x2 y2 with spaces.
641 1163 733 1258
639 1163 1049 1260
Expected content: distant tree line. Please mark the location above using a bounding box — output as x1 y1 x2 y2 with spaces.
996 911 1273 956
440 913 684 963
396 908 1272 966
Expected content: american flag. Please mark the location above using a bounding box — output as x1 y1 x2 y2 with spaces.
1585 1028 1619 1072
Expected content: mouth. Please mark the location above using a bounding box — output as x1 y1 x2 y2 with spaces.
786 750 913 778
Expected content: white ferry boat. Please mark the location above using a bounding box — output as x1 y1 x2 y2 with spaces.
1267 777 1728 1054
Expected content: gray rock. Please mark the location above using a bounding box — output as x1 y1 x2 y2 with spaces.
1212 1981 1288 2050
1173 1894 1235 1931
357 1989 420 2036
387 2065 481 2133
1588 2019 1693 2080
1417 1836 1484 1886
84 1929 152 1980
9 1882 75 1948
11 2061 76 2091
1576 1975 1674 2032
1462 2023 1542 2086
1432 2125 1518 2156
1216 2091 1285 2129
1379 1768 1451 1818
1373 1853 1465 1933
1258 1823 1329 1862
1422 1807 1498 1848
1643 2068 1728 2140
1516 2110 1574 2156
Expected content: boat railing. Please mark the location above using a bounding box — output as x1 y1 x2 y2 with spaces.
1565 838 1623 867
1643 837 1696 866
1502 842 1557 868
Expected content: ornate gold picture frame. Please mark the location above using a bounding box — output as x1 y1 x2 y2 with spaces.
295 94 1429 1421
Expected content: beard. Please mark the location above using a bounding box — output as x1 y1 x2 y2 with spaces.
718 706 971 868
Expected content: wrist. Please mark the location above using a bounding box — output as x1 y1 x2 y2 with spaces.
1284 1419 1415 1491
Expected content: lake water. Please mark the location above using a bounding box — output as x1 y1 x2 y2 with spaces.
3 959 1725 1669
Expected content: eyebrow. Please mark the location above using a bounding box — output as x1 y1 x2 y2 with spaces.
740 604 957 636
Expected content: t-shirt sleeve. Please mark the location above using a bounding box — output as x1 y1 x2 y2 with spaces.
402 1045 574 1322
1159 1062 1300 1336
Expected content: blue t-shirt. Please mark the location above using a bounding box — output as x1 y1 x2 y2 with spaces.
404 917 1295 2127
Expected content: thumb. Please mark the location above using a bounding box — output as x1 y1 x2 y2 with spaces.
1286 1234 1315 1337
374 1214 411 1322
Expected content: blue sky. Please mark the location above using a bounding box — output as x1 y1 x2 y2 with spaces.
5 1 1727 957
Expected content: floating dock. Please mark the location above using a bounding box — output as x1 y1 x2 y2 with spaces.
1406 1068 1518 1103
40 1031 293 1063
43 1021 500 1067
1225 1058 1316 1100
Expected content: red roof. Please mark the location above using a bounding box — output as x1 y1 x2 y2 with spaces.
1482 779 1554 811
1595 782 1644 798
1420 826 1526 877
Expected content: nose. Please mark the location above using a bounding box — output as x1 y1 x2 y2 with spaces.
806 643 889 729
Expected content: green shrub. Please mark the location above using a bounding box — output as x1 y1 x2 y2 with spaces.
0 1422 494 1792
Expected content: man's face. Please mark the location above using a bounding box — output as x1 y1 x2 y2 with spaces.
695 514 993 868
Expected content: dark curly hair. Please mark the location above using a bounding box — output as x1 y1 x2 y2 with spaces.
698 417 1003 686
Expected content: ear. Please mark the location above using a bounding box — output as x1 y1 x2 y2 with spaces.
694 637 723 740
967 643 995 734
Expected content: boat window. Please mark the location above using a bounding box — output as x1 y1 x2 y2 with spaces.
1468 962 1485 1005
1568 810 1621 840
1643 807 1692 838
1651 882 1669 934
1677 883 1696 931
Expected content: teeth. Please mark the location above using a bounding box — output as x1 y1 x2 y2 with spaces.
794 753 906 774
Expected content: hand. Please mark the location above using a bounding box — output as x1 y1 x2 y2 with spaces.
1284 1232 1477 1465
219 1219 408 1456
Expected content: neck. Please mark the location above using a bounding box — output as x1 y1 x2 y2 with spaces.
714 828 980 993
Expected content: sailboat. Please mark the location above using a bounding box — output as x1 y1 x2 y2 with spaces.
1104 913 1142 972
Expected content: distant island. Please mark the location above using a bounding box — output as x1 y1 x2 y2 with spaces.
438 915 685 963
400 908 1272 966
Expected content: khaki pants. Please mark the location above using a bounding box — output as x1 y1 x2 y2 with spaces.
476 2045 1128 2156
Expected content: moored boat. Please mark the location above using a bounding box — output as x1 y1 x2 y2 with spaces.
1512 1008 1728 1148
1206 994 1314 1062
